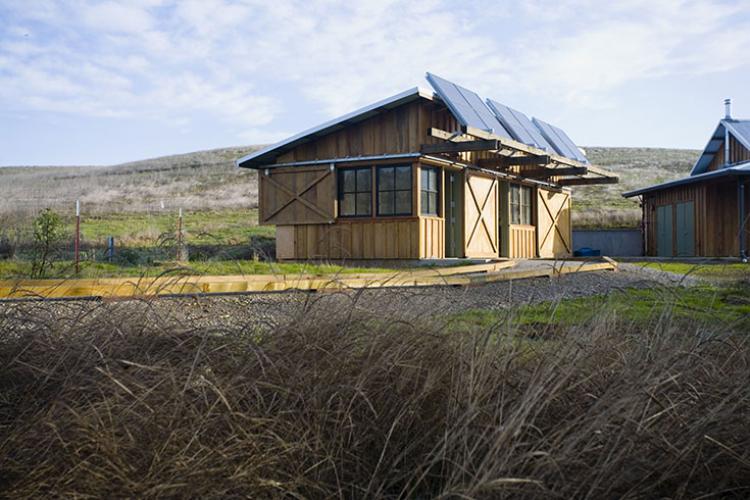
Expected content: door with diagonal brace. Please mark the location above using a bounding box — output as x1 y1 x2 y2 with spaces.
464 172 498 258
259 166 336 225
536 188 572 258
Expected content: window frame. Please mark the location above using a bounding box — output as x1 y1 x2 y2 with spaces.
376 164 413 217
420 166 440 216
337 166 373 218
510 184 533 225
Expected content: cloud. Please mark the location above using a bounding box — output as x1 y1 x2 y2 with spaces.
0 0 748 142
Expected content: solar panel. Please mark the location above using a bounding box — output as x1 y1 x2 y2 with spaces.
486 100 553 150
532 118 589 163
426 73 511 138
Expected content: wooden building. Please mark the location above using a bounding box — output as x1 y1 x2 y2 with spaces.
237 74 617 260
624 100 750 259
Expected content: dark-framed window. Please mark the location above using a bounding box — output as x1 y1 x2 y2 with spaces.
420 167 439 216
510 184 532 225
338 167 372 217
377 165 412 216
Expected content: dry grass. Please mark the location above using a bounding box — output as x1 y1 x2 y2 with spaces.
0 146 262 217
1 290 749 498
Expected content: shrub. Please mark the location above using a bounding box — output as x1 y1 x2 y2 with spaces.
30 208 65 277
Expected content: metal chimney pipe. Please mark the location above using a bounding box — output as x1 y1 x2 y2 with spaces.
725 98 732 119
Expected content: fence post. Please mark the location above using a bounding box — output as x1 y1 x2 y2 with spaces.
75 200 81 274
177 208 184 262
107 236 115 262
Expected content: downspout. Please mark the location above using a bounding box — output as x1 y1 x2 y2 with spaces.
740 179 748 262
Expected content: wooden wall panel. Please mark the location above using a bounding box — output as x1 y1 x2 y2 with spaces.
276 100 439 163
642 179 743 256
420 217 445 259
260 166 335 225
536 188 572 258
509 226 536 258
276 219 422 260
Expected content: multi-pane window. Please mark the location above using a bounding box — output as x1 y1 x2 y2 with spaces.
420 167 439 216
338 167 372 217
510 184 533 225
377 165 412 216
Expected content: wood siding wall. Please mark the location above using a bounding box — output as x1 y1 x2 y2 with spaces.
706 134 750 172
642 179 745 256
276 219 422 260
420 217 445 259
509 226 536 258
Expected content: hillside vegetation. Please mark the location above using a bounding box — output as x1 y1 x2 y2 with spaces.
0 145 699 228
0 146 262 218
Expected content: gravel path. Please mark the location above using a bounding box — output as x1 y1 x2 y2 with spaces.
0 264 698 333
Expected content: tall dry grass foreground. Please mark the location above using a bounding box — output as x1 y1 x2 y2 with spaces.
1 295 749 498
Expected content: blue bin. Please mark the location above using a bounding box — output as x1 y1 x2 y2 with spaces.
574 247 601 257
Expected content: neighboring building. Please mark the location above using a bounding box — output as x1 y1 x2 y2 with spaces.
624 100 750 258
237 73 617 260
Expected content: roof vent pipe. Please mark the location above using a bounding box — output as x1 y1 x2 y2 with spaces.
725 98 732 119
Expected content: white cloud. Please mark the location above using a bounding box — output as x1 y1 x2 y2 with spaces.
1 0 748 140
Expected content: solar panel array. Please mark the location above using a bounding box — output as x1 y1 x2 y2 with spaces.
425 73 511 139
486 100 553 151
532 118 589 164
426 73 589 164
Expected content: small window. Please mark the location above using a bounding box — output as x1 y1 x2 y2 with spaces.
420 167 439 216
338 167 372 217
377 165 412 216
510 184 532 225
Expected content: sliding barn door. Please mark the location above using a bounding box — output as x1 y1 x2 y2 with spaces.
259 166 336 225
537 188 572 258
464 172 498 258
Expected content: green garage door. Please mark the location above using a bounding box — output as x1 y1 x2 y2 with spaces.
675 201 695 257
656 205 673 257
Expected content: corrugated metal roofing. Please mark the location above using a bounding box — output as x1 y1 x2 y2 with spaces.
623 161 750 197
237 87 436 168
486 100 553 150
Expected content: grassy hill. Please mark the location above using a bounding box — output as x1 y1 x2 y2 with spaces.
0 146 263 218
0 145 700 228
572 147 700 228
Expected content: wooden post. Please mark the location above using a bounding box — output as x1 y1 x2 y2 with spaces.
74 200 80 275
177 208 183 261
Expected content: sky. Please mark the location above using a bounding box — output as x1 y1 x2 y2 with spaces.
2 0 750 166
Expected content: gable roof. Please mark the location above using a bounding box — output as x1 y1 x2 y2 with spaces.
236 87 436 169
690 119 750 175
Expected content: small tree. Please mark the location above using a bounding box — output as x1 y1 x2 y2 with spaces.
31 208 64 278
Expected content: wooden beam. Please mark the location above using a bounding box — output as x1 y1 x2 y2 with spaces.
478 155 551 168
557 177 619 186
421 139 501 154
427 127 472 142
523 167 588 178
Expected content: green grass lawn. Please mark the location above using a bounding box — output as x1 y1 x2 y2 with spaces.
629 261 750 280
70 208 273 245
449 284 750 333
